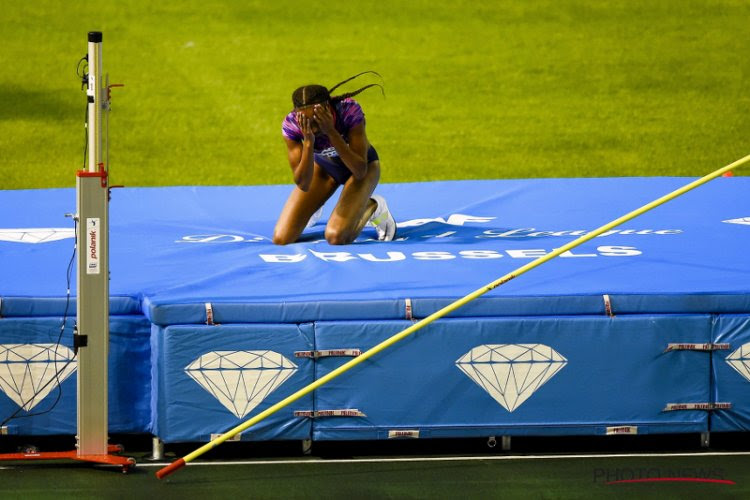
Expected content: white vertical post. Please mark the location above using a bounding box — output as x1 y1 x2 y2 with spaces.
87 32 103 175
76 31 109 456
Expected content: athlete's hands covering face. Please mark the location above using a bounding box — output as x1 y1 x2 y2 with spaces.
312 104 335 136
295 111 315 143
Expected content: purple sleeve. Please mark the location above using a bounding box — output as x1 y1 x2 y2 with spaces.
338 99 365 130
282 111 303 142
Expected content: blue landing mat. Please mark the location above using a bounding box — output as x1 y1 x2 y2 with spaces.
1 178 749 323
3 178 750 438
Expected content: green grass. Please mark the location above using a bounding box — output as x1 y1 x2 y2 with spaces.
1 0 749 189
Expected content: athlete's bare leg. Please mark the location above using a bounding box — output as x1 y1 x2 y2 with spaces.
272 163 339 245
325 160 380 245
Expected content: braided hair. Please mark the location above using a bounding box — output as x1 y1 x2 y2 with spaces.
291 71 384 108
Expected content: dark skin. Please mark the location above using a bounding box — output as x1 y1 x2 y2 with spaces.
273 102 379 246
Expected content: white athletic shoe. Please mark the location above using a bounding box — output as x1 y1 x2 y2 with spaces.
369 195 396 241
306 207 323 229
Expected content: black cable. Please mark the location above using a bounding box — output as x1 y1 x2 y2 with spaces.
0 219 77 427
76 55 88 90
79 55 89 171
82 99 88 171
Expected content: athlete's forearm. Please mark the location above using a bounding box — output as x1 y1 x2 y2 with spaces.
292 140 315 191
326 131 367 180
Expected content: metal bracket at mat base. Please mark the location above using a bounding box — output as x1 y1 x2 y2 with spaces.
664 343 731 352
294 349 361 359
663 402 732 411
294 409 367 418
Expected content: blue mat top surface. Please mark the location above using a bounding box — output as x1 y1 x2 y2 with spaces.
1 178 749 322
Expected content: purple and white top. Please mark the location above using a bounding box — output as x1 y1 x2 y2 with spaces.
281 98 365 156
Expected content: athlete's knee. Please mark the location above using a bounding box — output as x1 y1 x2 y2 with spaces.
272 228 297 245
272 233 293 245
325 226 356 245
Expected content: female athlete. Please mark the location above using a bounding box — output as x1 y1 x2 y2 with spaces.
273 72 396 245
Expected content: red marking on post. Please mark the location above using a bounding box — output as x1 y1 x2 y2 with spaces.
76 163 108 187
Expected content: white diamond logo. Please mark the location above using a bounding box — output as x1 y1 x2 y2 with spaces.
0 344 77 411
185 350 298 419
726 343 750 382
456 344 567 412
0 228 75 244
723 217 750 226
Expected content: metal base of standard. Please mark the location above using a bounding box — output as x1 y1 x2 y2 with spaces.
0 444 135 473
